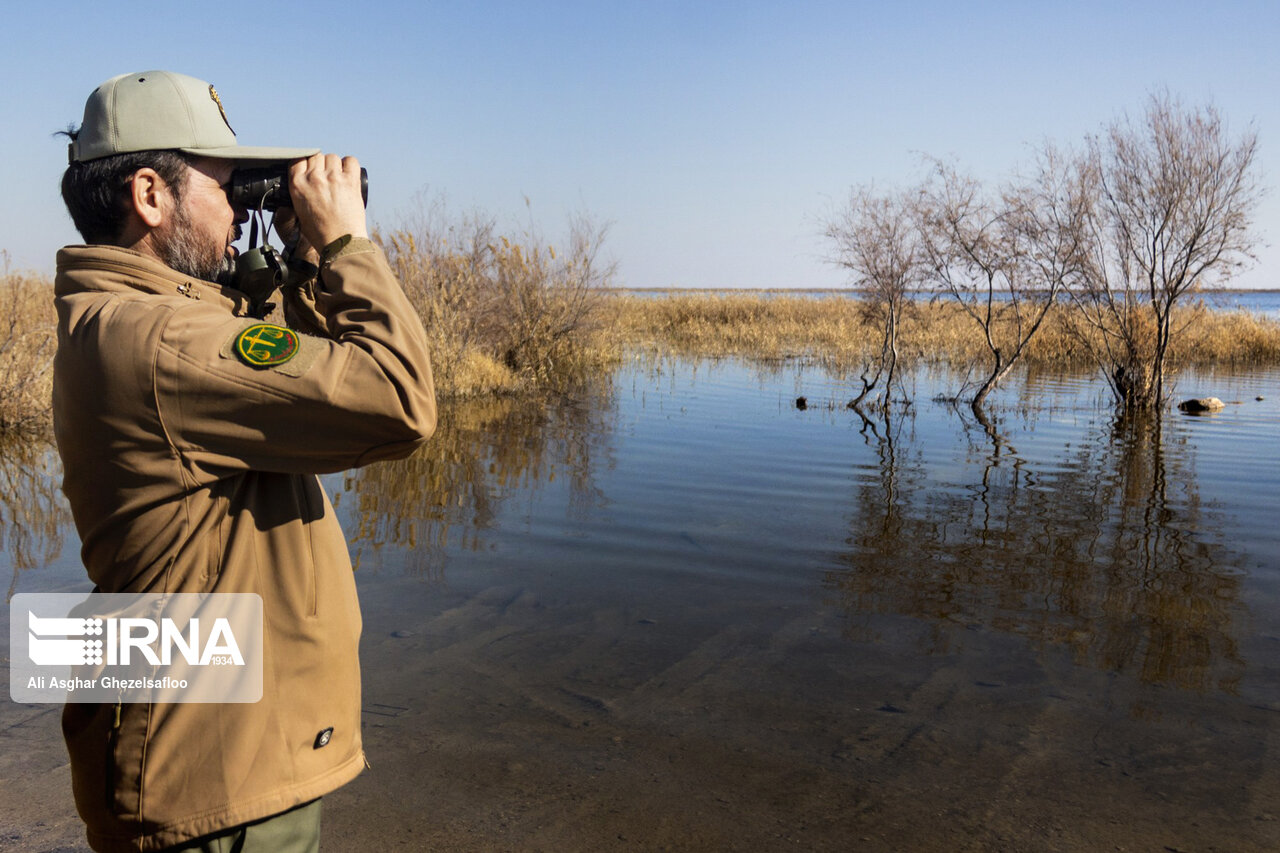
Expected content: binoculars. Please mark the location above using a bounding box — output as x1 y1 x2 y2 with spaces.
229 166 369 212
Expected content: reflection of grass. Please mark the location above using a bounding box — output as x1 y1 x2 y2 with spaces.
0 434 70 600
609 293 1280 373
341 380 615 577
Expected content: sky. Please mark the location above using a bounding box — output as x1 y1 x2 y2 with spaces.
4 0 1280 289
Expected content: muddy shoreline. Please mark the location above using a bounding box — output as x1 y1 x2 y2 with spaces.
5 578 1279 851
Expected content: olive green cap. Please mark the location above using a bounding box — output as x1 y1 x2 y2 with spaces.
69 70 319 164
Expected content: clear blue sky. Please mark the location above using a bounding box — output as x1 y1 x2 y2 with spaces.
5 0 1279 289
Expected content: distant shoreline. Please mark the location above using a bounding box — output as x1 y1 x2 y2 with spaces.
607 286 1280 295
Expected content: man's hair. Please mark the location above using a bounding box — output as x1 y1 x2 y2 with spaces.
59 128 193 245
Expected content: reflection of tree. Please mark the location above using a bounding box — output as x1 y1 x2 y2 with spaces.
838 404 919 644
339 380 616 578
1 434 72 601
828 406 1244 692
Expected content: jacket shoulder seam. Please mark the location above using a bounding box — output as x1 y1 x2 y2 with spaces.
151 307 186 458
151 311 202 578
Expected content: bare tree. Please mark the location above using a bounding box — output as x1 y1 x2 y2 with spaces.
1068 93 1262 409
825 186 922 409
917 152 1086 416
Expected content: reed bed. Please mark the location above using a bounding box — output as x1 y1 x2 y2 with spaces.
607 293 1280 373
2 254 1278 432
607 293 862 363
0 262 55 432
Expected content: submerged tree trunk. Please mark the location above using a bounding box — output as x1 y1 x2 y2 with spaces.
883 297 900 400
970 348 1007 417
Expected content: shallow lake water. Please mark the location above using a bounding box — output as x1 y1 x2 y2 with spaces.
2 357 1279 851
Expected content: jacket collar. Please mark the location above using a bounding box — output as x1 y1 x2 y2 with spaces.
55 244 252 315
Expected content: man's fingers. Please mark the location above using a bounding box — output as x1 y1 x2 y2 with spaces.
286 152 369 247
291 155 360 193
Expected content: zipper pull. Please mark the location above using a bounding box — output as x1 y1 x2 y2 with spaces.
176 282 201 300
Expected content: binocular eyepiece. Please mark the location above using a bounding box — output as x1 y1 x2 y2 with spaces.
229 166 369 212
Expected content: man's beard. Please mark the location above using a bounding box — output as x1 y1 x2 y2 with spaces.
156 206 237 286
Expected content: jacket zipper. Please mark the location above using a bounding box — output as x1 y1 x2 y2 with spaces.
105 701 121 808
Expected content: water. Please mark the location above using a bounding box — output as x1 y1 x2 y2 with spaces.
1208 289 1280 319
3 359 1279 850
918 288 1280 320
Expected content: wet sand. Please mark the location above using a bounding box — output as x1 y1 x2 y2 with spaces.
325 577 1280 852
7 575 1278 852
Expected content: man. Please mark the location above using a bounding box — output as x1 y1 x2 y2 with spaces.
53 70 436 852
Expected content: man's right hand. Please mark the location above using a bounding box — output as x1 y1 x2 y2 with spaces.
287 153 369 253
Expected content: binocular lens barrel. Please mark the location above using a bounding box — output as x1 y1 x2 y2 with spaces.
230 167 369 211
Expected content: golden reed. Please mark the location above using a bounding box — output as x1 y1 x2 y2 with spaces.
2 256 1276 428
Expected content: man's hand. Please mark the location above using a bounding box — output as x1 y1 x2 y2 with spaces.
287 154 369 253
271 208 320 267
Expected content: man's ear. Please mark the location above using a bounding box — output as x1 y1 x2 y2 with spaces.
129 168 170 228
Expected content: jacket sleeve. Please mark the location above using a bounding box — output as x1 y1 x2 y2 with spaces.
279 258 328 338
153 239 437 476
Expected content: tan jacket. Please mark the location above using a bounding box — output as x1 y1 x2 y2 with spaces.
52 240 435 852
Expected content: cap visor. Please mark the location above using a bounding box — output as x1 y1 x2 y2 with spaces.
179 145 321 162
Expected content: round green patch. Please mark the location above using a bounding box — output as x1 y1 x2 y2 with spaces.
234 323 300 368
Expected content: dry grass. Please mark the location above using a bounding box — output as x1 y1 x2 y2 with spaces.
608 293 861 363
2 254 1277 432
0 260 55 432
376 210 619 398
609 292 1280 373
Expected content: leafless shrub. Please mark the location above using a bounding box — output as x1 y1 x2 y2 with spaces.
377 201 617 397
916 148 1087 414
825 186 923 409
1067 93 1262 409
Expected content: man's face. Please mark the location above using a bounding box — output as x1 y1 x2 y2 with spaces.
154 157 247 285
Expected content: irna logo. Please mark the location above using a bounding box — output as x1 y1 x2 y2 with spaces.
10 593 263 704
27 612 245 667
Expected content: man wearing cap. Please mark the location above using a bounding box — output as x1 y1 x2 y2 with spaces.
53 71 436 852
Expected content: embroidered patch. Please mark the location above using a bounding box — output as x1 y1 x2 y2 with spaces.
233 324 299 368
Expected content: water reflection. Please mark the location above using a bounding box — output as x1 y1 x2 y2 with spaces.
338 379 617 578
829 403 1244 693
0 433 71 600
337 357 1252 694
